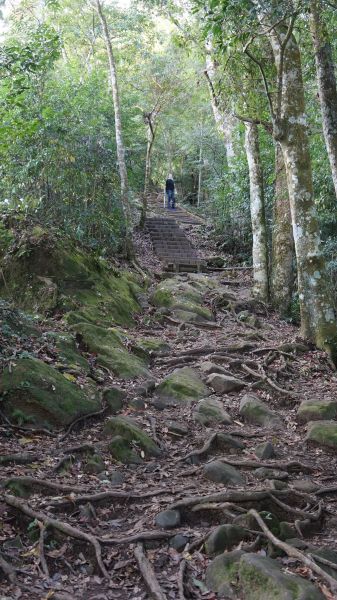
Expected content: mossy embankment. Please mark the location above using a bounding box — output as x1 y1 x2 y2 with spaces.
0 219 150 429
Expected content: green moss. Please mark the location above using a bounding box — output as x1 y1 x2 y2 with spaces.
306 420 337 448
156 367 210 403
132 337 170 360
205 550 243 595
297 400 337 423
71 322 149 379
150 286 173 307
103 416 161 457
44 331 88 370
108 435 143 464
0 357 100 429
171 301 213 320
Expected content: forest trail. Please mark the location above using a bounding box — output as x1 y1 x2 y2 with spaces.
2 222 337 600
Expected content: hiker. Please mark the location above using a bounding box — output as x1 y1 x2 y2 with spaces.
165 173 175 209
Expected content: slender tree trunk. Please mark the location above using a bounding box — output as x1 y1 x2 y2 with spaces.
265 19 337 361
310 0 337 199
271 143 294 315
244 122 269 302
197 122 203 208
95 0 130 226
204 52 235 168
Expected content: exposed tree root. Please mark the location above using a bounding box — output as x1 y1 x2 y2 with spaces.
50 487 176 510
100 530 178 546
37 521 50 578
171 488 315 511
1 476 89 494
216 457 314 473
134 542 167 600
241 363 301 398
269 493 323 521
0 552 17 584
248 509 337 594
59 406 109 441
4 494 110 579
0 453 40 465
177 559 187 600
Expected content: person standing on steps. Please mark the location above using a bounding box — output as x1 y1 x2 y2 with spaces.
165 173 175 209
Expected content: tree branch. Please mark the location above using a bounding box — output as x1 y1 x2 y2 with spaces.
244 47 275 119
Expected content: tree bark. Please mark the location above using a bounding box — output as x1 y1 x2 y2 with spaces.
95 0 130 226
204 52 235 168
310 0 337 199
244 122 269 302
262 12 337 361
271 143 294 315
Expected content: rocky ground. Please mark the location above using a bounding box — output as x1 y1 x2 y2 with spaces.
1 218 337 600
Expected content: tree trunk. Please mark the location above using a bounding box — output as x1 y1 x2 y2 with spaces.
204 52 235 168
197 122 203 208
265 18 337 361
271 143 294 315
310 0 337 199
95 0 130 226
244 122 269 302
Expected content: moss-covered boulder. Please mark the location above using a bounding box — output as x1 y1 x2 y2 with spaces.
103 416 161 457
156 367 210 405
206 550 243 597
150 275 216 322
0 357 100 429
297 399 337 423
306 420 337 449
194 397 232 425
0 227 142 325
205 525 246 555
44 331 88 371
71 323 149 379
131 337 170 360
239 394 282 429
238 553 324 599
203 460 245 485
108 435 143 464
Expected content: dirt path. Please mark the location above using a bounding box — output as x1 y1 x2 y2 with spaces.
1 221 337 600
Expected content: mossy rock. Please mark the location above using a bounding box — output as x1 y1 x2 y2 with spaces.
206 550 243 597
205 524 246 555
71 323 149 379
103 416 161 457
103 387 127 413
0 230 141 325
238 553 324 599
239 394 282 429
194 397 232 425
306 420 337 449
234 511 280 536
171 301 213 321
297 400 337 423
0 357 100 429
132 337 170 360
0 301 40 338
108 435 143 464
44 331 88 370
84 454 105 474
156 367 210 404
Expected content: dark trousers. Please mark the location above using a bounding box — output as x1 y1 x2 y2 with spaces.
166 189 175 208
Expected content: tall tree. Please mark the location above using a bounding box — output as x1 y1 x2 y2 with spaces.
253 3 337 360
95 0 130 225
309 0 337 199
271 143 294 315
244 121 269 301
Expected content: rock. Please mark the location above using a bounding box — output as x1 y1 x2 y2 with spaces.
103 387 126 413
103 416 161 457
155 510 181 529
234 511 280 536
286 538 310 550
207 256 225 268
205 525 246 555
216 433 245 451
238 553 324 599
84 454 105 474
306 420 337 449
206 550 243 597
239 393 282 428
310 548 337 581
129 397 146 411
297 399 337 423
110 471 125 486
254 467 288 481
152 398 169 410
108 435 142 464
166 421 188 436
194 398 232 425
134 379 156 397
292 479 319 493
71 323 149 380
255 441 276 459
156 367 210 404
203 460 245 485
267 479 288 490
279 522 297 540
199 361 232 376
0 357 100 429
170 534 189 552
206 373 245 394
132 338 170 360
